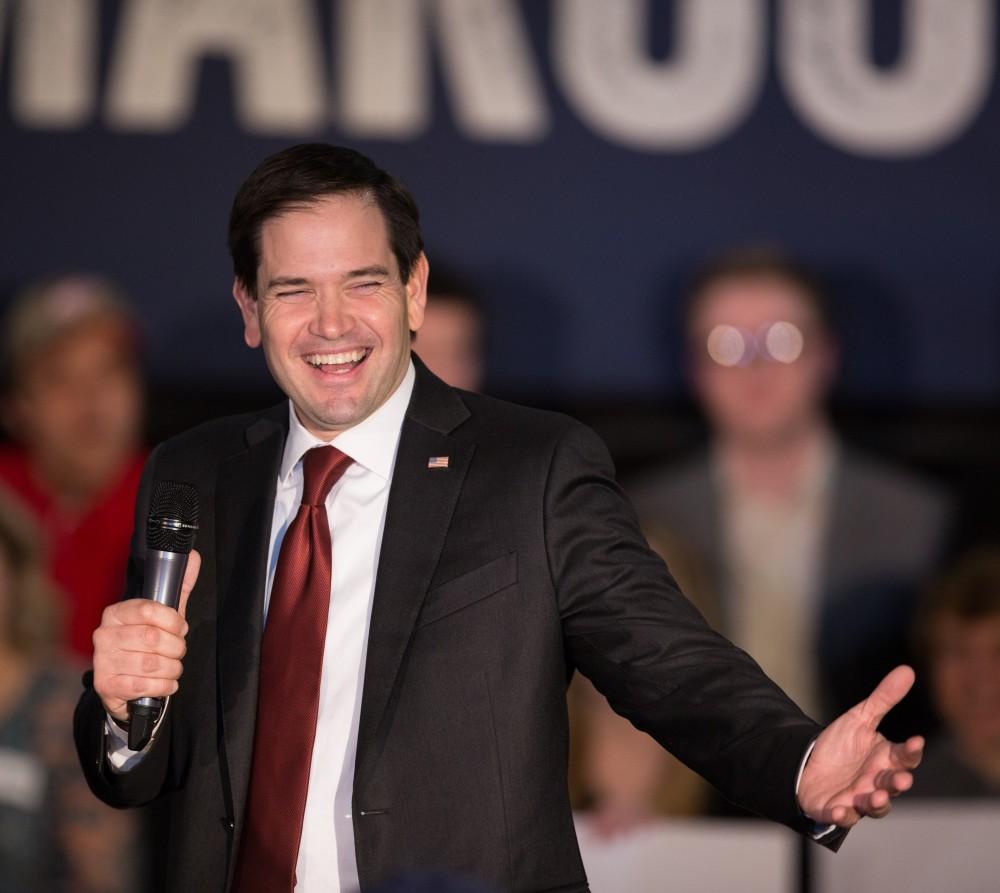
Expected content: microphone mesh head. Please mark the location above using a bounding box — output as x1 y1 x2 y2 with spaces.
147 480 200 553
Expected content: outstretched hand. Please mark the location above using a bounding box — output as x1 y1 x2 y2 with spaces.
797 665 924 828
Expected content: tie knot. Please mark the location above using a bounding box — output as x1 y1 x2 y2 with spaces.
300 446 352 507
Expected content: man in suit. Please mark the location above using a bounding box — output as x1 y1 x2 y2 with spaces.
76 145 923 893
628 249 951 727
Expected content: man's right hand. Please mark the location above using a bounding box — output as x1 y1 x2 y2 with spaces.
92 549 202 722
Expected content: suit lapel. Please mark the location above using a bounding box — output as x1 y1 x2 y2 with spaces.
686 457 728 627
355 362 473 779
215 406 286 830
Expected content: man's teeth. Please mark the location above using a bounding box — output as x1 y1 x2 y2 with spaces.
306 349 367 367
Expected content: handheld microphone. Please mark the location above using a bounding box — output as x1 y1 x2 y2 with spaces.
127 480 199 751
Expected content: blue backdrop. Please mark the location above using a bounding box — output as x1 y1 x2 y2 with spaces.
2 0 998 403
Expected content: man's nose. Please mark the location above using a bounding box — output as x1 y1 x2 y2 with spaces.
311 292 352 339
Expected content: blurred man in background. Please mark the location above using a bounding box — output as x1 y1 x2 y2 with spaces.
630 248 952 726
0 275 145 659
911 548 1000 798
570 249 955 832
566 249 953 829
412 265 485 392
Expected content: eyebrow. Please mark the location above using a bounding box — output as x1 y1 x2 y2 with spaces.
344 265 390 280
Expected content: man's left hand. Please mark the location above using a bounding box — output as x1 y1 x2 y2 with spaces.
797 665 924 828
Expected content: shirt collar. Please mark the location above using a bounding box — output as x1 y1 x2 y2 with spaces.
712 427 838 505
279 360 415 483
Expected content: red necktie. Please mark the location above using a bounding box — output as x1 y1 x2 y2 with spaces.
233 445 353 892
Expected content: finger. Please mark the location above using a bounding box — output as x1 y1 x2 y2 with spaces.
873 768 914 797
93 647 185 699
104 649 185 682
856 788 892 819
104 701 129 723
828 804 861 829
862 801 891 819
858 665 915 727
106 598 187 635
93 619 182 662
104 624 188 660
110 674 180 700
177 549 201 622
890 735 925 770
94 672 179 715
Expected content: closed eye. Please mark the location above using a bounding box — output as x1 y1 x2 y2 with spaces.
275 289 309 301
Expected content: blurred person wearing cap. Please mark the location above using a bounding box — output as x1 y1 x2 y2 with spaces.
0 488 139 892
910 548 1000 798
412 265 485 393
629 249 952 729
0 275 146 659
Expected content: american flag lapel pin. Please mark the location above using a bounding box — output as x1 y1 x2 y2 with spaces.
427 456 449 469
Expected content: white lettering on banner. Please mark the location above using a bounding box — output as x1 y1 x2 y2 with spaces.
553 0 765 151
6 0 97 127
338 0 424 137
1 0 998 156
104 0 325 133
780 0 995 157
338 0 548 140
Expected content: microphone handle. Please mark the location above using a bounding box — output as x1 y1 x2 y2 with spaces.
127 549 190 750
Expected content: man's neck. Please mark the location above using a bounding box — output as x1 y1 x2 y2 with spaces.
717 422 832 501
30 450 128 514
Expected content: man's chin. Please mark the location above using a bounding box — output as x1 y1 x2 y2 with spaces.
294 399 371 440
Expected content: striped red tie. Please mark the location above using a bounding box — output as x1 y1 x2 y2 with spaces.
232 445 353 892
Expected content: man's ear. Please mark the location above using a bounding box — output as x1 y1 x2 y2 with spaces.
405 253 429 334
232 278 262 348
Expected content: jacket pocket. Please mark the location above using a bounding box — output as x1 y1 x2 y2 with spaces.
418 551 518 627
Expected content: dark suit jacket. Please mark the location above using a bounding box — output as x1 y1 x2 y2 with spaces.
628 447 952 727
76 360 827 892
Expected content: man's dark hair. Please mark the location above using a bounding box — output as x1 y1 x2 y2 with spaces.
683 246 834 335
228 144 424 297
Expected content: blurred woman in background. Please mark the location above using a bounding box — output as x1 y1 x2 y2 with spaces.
912 548 1000 798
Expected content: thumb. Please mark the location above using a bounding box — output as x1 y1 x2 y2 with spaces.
177 549 202 621
859 665 915 727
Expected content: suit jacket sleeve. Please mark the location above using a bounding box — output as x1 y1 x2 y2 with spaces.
545 420 828 836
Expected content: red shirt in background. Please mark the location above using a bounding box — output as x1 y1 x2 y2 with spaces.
0 446 145 659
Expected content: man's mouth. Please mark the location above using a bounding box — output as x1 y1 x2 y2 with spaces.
304 348 371 373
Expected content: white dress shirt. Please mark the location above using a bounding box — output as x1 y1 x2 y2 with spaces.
108 362 414 893
274 362 413 891
719 436 835 719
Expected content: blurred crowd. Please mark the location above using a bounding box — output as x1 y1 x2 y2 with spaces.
0 276 143 891
0 252 996 890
